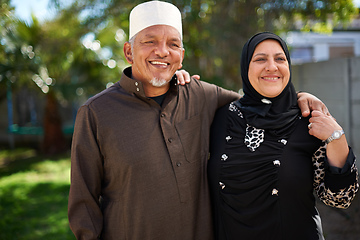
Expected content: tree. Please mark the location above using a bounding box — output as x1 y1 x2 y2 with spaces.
62 0 358 90
176 0 359 90
1 0 358 153
0 1 115 154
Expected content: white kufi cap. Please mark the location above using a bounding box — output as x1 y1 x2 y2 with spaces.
129 1 182 40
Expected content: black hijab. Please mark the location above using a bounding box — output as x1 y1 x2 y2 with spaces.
238 32 300 138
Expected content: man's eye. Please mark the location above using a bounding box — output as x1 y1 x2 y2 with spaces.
142 40 154 44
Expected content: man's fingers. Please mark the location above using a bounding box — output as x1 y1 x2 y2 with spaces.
298 100 311 117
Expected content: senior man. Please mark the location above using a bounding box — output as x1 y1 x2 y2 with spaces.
68 1 328 239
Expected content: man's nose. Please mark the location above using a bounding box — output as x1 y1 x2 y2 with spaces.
154 42 169 57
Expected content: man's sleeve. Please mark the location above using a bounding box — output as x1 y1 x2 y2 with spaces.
68 105 104 240
200 80 241 109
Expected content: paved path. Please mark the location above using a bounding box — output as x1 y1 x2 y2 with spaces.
318 196 360 240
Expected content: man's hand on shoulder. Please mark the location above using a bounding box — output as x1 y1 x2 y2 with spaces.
297 92 330 117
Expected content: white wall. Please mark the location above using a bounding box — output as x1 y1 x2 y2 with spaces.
292 57 360 159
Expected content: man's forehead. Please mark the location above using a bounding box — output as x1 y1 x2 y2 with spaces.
138 25 181 40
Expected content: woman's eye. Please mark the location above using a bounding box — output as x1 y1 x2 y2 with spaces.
255 58 265 62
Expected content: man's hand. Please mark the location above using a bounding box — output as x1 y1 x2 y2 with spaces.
175 69 200 85
297 92 330 117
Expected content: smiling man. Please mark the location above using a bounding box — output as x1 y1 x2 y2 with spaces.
68 1 331 240
123 24 184 96
68 1 239 239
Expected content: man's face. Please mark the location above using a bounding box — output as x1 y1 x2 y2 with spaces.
124 25 184 91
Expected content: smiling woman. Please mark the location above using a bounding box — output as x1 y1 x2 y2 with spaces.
248 39 290 98
208 32 358 240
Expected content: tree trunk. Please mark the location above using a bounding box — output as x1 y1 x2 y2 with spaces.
42 92 68 155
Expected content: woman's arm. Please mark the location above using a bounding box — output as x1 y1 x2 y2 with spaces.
308 110 348 168
309 110 359 209
312 144 358 209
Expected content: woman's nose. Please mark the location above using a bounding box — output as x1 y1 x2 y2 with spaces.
266 59 278 71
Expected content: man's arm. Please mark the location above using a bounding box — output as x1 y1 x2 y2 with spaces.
177 70 329 115
68 106 104 240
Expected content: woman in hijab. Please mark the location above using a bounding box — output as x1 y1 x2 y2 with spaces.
208 32 359 240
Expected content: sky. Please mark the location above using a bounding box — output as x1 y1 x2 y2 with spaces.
10 0 360 24
11 0 54 23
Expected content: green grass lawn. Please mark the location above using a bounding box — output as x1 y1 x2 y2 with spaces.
0 148 76 240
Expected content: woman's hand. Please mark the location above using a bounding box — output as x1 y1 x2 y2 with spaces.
308 110 339 141
175 69 200 85
308 110 349 168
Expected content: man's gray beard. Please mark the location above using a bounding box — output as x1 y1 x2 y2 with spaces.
150 78 169 87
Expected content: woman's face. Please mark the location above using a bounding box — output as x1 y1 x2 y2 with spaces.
248 39 290 98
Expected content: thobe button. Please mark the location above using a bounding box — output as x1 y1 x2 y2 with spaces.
273 160 280 167
272 188 279 196
168 138 173 143
219 182 225 189
176 162 181 167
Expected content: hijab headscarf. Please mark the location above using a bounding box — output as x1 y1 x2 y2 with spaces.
238 32 300 138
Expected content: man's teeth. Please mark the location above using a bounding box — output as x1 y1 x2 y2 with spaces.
151 61 168 66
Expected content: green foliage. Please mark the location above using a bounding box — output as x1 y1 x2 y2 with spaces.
1 0 358 97
0 150 75 240
173 0 358 89
73 0 357 90
1 0 358 98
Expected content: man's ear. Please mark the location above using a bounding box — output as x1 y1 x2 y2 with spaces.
177 48 185 70
123 42 133 64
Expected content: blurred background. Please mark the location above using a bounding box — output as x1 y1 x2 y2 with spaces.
0 0 359 239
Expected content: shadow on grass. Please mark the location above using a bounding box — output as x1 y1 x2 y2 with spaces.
0 149 75 240
0 149 70 178
0 183 75 240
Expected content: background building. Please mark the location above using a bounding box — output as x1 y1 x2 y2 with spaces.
285 16 360 64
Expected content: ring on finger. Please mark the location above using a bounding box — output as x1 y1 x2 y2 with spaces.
308 123 312 129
